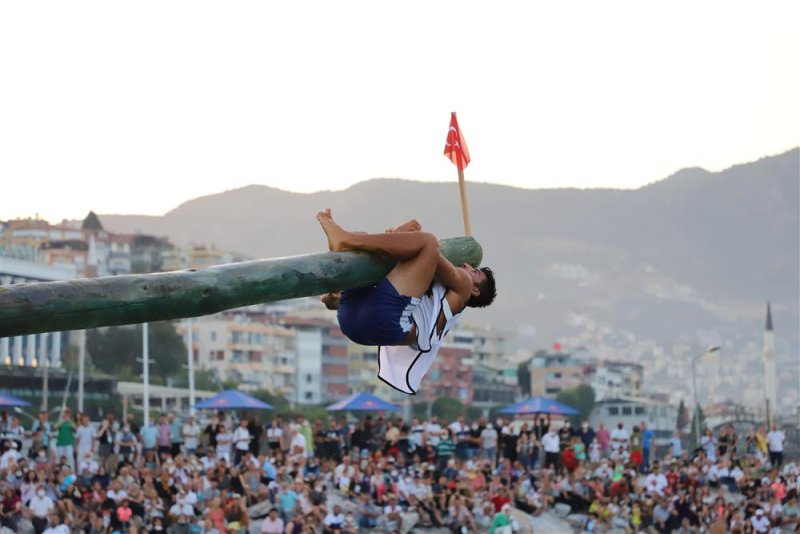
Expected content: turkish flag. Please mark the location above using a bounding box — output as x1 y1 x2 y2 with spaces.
443 112 470 170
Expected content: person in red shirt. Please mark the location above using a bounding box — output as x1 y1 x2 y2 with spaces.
490 486 512 513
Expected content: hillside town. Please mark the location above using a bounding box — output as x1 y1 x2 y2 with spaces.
1 213 798 533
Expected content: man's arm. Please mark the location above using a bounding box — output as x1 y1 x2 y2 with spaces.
434 254 471 299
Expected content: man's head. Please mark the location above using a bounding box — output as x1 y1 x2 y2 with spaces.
464 265 496 308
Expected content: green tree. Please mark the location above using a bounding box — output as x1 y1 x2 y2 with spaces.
431 397 465 421
250 389 291 412
556 384 596 426
517 361 531 397
86 321 186 379
689 404 706 447
676 399 689 430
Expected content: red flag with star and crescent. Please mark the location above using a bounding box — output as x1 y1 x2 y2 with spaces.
443 112 470 171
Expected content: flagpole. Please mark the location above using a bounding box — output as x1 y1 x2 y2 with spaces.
457 167 472 237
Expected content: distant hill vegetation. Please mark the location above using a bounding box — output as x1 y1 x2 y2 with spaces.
101 149 799 348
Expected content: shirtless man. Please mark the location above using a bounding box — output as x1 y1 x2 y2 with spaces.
316 209 496 393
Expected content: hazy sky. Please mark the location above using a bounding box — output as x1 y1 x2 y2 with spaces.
1 1 798 221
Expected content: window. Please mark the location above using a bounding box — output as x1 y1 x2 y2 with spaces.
210 331 217 342
305 392 313 400
608 407 619 415
622 407 632 415
634 407 645 415
306 374 312 383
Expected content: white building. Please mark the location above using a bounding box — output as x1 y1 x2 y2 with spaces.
0 255 77 368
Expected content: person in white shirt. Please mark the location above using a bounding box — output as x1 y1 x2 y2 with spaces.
383 496 403 532
645 465 668 496
168 495 195 521
750 508 771 533
480 423 499 464
425 418 443 447
0 441 21 470
767 424 786 467
78 451 99 477
182 415 200 455
260 508 284 533
323 504 346 530
610 422 629 454
334 456 355 481
41 511 70 534
75 415 97 461
215 424 232 464
289 428 307 458
232 419 251 465
541 428 560 472
28 486 54 532
107 480 128 503
265 421 283 452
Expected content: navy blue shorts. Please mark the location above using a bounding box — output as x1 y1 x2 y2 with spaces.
337 278 418 346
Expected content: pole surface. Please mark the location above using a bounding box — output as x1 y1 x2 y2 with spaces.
457 168 472 236
78 330 86 413
692 358 700 448
0 237 481 337
187 318 195 416
143 323 149 428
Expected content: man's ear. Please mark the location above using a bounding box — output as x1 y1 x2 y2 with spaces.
470 283 480 297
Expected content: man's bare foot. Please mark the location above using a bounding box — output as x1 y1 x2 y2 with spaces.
316 209 348 252
321 291 340 310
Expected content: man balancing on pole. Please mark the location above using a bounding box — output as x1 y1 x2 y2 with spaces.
316 209 496 394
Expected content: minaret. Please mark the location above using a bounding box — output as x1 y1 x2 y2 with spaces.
763 301 777 424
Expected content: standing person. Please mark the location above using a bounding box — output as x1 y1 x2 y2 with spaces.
641 421 655 472
578 420 595 454
449 416 471 461
168 413 183 458
297 417 314 458
541 427 560 473
595 423 610 457
155 414 171 459
480 423 499 466
610 422 629 461
559 421 574 452
629 426 643 470
75 414 96 464
215 423 232 464
247 415 261 456
670 430 682 459
140 418 158 459
426 416 443 447
265 420 283 455
54 408 76 469
116 423 136 464
31 412 52 460
96 418 114 470
767 423 785 467
181 414 200 457
204 413 221 451
232 418 251 466
436 431 456 472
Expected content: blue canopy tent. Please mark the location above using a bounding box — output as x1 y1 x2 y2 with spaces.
0 393 31 408
327 392 401 412
498 396 579 416
195 390 274 411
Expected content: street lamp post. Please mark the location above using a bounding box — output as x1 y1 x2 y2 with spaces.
691 346 720 448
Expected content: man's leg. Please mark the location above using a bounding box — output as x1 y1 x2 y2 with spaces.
317 210 437 298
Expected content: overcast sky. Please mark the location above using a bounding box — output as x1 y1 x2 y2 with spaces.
1 1 797 221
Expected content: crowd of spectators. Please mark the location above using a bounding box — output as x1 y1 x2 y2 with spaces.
0 404 794 534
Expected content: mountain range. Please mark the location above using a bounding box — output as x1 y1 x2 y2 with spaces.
100 149 799 356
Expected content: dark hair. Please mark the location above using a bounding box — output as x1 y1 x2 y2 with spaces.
466 267 497 308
